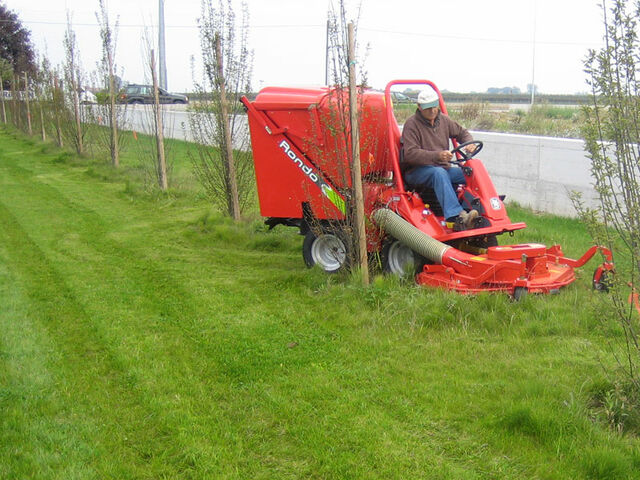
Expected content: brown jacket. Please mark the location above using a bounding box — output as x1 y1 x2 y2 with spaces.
401 110 472 173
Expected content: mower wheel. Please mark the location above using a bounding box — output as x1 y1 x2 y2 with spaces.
593 269 613 292
512 286 528 301
303 229 349 273
464 234 498 250
382 239 421 277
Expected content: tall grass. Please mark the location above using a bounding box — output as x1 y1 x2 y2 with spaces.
394 103 585 138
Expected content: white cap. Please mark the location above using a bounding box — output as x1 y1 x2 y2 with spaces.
417 87 439 109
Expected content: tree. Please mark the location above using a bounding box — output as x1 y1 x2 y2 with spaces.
63 13 85 155
189 0 253 219
133 33 172 192
0 3 36 78
575 0 640 403
96 0 123 167
311 0 369 283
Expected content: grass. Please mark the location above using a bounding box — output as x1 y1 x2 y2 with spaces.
393 103 585 138
1 126 639 479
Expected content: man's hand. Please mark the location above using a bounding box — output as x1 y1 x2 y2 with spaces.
437 150 453 166
463 144 477 155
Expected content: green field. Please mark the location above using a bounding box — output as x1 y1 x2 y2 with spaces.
1 127 639 479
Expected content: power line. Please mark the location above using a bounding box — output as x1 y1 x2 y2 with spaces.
359 27 600 47
16 18 600 47
17 19 326 29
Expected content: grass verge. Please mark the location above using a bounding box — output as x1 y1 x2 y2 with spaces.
0 127 638 479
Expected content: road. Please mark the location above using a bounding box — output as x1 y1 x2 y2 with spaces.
120 104 249 149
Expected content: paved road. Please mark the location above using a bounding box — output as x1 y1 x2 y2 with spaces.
120 104 249 149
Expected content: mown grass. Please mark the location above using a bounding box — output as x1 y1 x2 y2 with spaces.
1 126 639 479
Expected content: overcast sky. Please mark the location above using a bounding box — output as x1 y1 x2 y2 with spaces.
12 0 605 94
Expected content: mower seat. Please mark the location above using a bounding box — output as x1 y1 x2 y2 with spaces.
412 185 445 217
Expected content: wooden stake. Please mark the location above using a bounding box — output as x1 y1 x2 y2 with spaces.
348 22 369 285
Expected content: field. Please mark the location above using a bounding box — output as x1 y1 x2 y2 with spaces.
1 127 639 479
393 103 585 139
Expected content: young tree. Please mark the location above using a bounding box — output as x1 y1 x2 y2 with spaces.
305 0 370 282
130 29 174 192
96 0 122 167
577 0 640 392
34 56 56 142
23 71 32 136
52 73 64 147
0 73 6 124
11 72 20 129
63 13 85 155
189 0 253 219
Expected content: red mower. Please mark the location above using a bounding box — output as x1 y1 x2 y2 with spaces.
241 80 613 298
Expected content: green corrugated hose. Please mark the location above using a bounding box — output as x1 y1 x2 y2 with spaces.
373 208 450 264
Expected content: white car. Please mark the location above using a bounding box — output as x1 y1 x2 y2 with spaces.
79 89 97 105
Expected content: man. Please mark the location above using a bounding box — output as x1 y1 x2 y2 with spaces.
401 86 479 231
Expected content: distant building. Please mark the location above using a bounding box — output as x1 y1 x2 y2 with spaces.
487 86 522 95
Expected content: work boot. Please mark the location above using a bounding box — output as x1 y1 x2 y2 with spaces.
453 209 479 231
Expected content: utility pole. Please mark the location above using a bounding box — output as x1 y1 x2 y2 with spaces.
530 0 537 106
325 18 330 85
158 0 168 90
151 49 168 190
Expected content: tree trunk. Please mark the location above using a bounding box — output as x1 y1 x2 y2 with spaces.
54 76 63 147
151 49 168 190
24 72 32 136
348 22 369 285
0 75 6 124
71 73 83 154
108 51 119 167
39 106 46 141
13 75 20 129
215 34 241 220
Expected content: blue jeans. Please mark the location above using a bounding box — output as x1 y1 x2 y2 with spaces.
404 165 466 220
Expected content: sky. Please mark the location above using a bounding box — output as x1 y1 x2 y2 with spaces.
11 0 606 95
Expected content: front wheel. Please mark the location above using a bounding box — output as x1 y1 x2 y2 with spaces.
302 229 349 273
381 239 422 277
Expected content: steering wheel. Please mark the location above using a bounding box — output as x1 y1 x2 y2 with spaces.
450 140 483 163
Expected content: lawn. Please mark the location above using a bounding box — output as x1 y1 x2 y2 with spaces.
0 127 638 479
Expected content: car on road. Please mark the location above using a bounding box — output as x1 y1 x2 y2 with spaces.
391 91 412 103
79 88 97 105
118 84 189 105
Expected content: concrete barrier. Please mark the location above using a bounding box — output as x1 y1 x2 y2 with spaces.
471 131 596 217
121 106 598 218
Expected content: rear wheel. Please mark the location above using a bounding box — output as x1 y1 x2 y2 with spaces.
302 229 349 273
381 239 422 277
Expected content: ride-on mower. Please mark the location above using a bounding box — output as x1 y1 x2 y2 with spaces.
241 80 613 298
